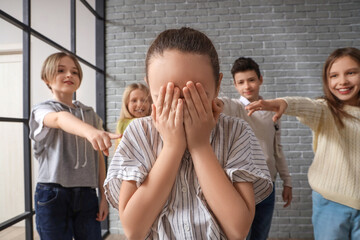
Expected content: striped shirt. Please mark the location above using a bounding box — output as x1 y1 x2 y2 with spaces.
104 114 272 239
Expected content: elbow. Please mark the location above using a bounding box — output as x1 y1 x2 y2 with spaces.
120 217 149 240
122 226 148 240
224 211 254 240
225 227 250 240
124 233 146 240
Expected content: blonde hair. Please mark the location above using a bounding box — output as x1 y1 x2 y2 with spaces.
119 83 152 120
41 52 83 90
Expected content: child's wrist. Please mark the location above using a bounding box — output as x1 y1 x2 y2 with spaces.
188 142 212 156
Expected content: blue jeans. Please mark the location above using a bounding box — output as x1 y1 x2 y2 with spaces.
35 183 102 240
312 191 360 240
246 183 275 240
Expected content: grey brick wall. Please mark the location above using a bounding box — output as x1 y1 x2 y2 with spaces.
105 0 360 238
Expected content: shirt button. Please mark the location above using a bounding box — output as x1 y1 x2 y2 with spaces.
182 187 187 193
184 224 190 231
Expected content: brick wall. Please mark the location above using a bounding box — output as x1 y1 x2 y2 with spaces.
105 0 360 238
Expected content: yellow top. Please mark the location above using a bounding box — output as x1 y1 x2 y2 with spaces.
114 118 134 151
283 97 360 210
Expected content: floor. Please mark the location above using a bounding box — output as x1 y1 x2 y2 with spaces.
0 226 312 240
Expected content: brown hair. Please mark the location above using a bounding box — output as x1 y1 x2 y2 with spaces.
119 83 152 120
41 52 83 90
322 47 360 128
145 27 221 88
231 57 261 80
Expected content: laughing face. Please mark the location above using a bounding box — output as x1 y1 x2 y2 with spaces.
328 56 360 106
127 88 151 118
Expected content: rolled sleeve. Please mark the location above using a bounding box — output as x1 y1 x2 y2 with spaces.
224 120 273 204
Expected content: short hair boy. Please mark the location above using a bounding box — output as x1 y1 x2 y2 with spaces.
220 57 292 240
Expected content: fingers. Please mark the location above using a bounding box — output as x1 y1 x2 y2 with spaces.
195 82 212 114
183 83 196 122
103 149 109 157
212 99 222 121
245 100 265 112
89 131 121 155
97 199 109 221
183 81 211 120
96 211 106 221
282 187 293 208
108 132 122 139
156 85 166 118
162 83 174 117
183 101 191 123
283 194 292 207
247 109 256 116
174 98 183 127
151 103 156 122
273 113 282 122
155 82 180 120
171 87 181 114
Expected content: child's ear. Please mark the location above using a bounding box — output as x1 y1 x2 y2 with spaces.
215 73 223 97
144 76 149 85
259 75 263 85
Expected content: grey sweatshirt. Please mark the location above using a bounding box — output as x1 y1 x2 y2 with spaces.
29 100 103 188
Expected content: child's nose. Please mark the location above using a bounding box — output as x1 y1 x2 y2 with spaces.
339 74 349 84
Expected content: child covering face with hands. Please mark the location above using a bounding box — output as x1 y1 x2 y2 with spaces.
104 27 272 240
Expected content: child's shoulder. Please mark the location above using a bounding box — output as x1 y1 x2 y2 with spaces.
32 99 64 111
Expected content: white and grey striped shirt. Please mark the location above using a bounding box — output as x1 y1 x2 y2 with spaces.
104 114 272 240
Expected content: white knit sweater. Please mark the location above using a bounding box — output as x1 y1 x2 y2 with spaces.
283 97 360 210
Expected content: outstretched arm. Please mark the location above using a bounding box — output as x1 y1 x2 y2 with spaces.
118 82 187 240
183 81 255 239
245 98 288 122
43 111 120 156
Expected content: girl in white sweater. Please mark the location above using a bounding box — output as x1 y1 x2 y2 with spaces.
246 47 360 240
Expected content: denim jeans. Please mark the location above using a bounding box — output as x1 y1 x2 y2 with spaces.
246 183 275 240
312 191 360 240
35 183 102 240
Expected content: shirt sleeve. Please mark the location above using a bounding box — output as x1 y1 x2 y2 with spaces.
29 103 56 143
282 97 326 132
104 119 154 209
223 118 273 204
